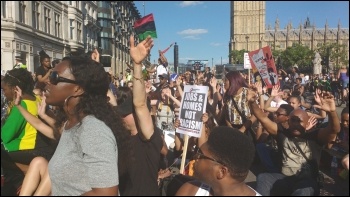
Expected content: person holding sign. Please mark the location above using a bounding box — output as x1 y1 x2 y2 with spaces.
175 126 261 196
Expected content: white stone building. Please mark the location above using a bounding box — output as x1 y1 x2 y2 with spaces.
1 1 100 73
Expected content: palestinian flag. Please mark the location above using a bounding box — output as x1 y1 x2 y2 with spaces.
134 13 157 41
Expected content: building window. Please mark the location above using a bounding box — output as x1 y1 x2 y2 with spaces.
54 13 61 38
44 7 51 34
77 22 82 42
70 19 75 39
1 2 6 18
19 1 26 23
32 2 40 29
76 1 80 9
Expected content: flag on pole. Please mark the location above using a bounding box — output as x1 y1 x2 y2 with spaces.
134 13 157 41
161 42 175 54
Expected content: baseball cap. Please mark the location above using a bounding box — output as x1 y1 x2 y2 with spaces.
158 73 168 79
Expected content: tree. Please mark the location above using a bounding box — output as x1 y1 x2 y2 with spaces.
279 44 314 73
229 49 248 64
316 43 349 72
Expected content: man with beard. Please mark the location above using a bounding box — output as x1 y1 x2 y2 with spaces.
247 90 340 196
175 126 261 196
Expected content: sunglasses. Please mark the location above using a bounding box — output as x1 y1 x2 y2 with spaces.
5 72 22 84
193 149 225 166
49 71 78 85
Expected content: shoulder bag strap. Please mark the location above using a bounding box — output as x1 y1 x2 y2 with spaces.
231 98 247 123
292 140 310 162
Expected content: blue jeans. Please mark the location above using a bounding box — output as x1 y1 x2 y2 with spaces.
256 143 280 173
256 172 319 196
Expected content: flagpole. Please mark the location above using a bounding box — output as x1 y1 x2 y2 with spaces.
143 2 145 17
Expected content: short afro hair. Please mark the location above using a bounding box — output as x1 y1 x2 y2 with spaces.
207 126 255 181
341 106 349 115
279 104 294 115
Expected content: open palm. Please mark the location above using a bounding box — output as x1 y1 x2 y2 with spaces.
129 35 154 64
314 93 336 112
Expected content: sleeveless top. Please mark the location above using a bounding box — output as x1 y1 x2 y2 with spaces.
340 72 349 81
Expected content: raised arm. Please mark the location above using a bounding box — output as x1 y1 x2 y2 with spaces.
130 35 154 140
14 86 55 139
36 68 53 83
314 92 340 144
247 88 278 135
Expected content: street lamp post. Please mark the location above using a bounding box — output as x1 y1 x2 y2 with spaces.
245 35 250 84
245 35 249 52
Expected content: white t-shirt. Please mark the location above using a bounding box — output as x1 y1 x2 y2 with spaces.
270 99 288 108
156 64 168 83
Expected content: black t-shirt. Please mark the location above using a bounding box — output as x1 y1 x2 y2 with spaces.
119 130 163 196
276 124 323 176
35 66 51 90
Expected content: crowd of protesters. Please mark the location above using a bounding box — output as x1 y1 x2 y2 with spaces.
1 35 349 196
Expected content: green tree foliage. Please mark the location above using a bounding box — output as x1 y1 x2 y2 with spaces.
279 44 314 72
316 43 349 71
229 49 247 64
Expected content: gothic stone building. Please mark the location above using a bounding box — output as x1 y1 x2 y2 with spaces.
229 1 349 65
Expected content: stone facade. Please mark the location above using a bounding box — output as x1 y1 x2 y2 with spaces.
1 1 100 73
98 1 141 77
229 1 349 64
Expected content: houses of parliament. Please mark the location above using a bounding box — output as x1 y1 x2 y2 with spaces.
229 1 349 64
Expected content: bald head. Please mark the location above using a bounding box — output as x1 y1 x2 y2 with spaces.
290 109 309 121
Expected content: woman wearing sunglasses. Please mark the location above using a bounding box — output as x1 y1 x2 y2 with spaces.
1 68 55 195
43 56 131 195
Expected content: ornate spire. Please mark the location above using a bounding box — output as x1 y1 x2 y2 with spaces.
275 16 280 30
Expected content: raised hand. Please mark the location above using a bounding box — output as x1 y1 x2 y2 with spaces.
270 85 282 97
314 88 322 105
13 86 23 106
129 35 154 64
313 92 336 113
91 48 100 63
37 94 48 118
306 116 317 131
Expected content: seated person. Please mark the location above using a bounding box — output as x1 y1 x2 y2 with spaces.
1 68 54 194
176 127 261 196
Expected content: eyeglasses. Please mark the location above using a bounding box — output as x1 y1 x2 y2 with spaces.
49 71 78 85
274 112 287 117
193 149 225 166
5 72 22 84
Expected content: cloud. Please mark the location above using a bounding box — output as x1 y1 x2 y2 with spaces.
177 29 208 35
210 42 222 47
183 36 200 40
179 1 203 7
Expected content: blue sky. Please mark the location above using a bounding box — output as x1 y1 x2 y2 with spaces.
134 1 349 66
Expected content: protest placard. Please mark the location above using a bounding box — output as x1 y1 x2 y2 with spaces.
248 46 279 88
176 85 208 138
244 52 251 69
